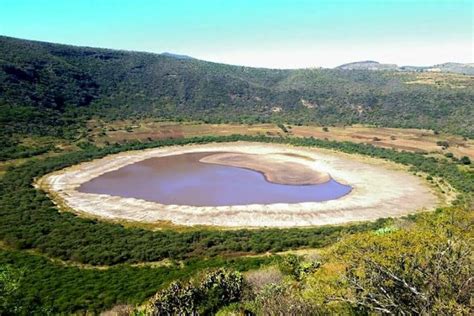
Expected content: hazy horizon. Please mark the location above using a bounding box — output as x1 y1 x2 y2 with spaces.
1 0 472 69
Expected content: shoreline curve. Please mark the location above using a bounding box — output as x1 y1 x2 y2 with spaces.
36 142 439 227
199 152 331 185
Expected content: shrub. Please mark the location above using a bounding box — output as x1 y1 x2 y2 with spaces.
279 255 320 281
249 283 318 315
149 268 243 315
460 156 471 165
436 140 449 148
317 208 474 315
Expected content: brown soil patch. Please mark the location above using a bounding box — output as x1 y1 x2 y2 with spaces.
86 120 474 160
200 152 330 185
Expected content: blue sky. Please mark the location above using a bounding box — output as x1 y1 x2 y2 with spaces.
1 0 472 68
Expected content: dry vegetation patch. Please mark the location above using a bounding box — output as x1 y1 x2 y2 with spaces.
87 120 474 160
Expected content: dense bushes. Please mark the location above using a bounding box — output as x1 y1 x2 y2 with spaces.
150 268 243 315
0 264 23 315
302 206 474 315
0 143 53 161
1 135 472 266
223 206 473 315
0 250 273 314
0 135 398 266
343 236 472 314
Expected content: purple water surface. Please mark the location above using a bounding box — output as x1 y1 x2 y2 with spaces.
78 152 352 206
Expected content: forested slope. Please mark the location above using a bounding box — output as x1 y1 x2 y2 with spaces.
1 35 473 138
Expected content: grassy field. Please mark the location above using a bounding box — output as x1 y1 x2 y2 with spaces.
401 71 473 88
87 120 474 159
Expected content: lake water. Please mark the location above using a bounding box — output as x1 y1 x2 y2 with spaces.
78 152 352 206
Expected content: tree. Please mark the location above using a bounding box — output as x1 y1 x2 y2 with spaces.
460 156 471 165
342 237 472 314
0 265 23 314
325 208 474 316
436 140 449 148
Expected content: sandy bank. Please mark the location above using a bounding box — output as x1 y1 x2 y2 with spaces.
200 152 330 185
37 142 439 227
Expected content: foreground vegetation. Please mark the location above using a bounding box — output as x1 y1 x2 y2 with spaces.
217 205 473 315
0 135 472 313
0 250 275 314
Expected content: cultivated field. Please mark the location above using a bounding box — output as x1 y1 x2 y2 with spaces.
87 120 474 160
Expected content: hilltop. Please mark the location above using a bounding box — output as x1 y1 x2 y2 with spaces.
336 60 398 71
1 35 473 138
336 60 474 75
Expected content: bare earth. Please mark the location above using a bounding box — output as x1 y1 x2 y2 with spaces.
200 152 330 185
37 142 439 227
88 120 474 160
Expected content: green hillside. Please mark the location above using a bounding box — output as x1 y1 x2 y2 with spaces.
1 36 473 139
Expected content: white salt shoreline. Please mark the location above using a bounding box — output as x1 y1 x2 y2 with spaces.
36 142 439 227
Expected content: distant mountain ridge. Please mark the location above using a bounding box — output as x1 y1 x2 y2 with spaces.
336 61 398 71
0 35 473 138
336 60 474 75
424 62 474 75
160 52 194 60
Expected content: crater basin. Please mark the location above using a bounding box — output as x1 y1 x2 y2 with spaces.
78 152 352 206
38 142 438 227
